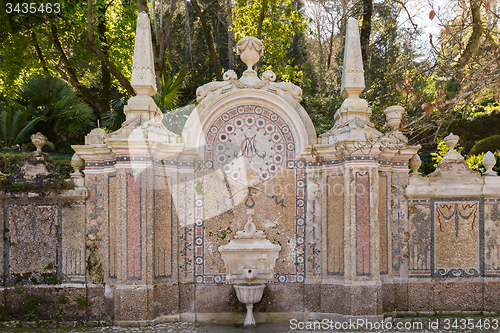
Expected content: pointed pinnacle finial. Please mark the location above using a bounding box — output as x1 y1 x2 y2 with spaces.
131 11 156 96
341 18 365 99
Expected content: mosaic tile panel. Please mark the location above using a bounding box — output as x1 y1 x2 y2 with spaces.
154 175 173 279
178 173 194 282
379 173 389 275
87 175 107 259
196 104 305 284
61 204 86 282
326 174 344 276
485 201 500 276
127 173 142 280
408 205 431 277
63 248 84 279
7 204 60 280
306 173 321 278
108 175 117 279
431 198 483 278
194 166 207 283
204 105 294 182
391 172 408 277
355 172 370 276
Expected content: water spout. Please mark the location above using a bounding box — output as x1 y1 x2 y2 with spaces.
243 268 257 282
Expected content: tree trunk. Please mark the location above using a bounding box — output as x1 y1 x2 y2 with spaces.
156 0 177 89
137 0 148 13
213 0 223 69
456 0 483 68
184 0 197 85
256 0 268 38
98 2 111 112
51 24 106 114
359 0 373 64
227 0 235 69
87 0 135 96
190 0 223 81
31 32 48 73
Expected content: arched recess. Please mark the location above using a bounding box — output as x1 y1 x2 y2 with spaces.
180 88 310 285
181 89 313 157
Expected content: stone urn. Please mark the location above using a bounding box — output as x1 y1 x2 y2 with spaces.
383 105 404 131
236 36 264 72
31 132 47 154
442 133 462 160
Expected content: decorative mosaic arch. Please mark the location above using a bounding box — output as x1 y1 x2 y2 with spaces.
182 89 311 284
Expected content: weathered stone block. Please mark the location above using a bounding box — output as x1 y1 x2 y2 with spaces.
153 284 179 316
408 281 433 311
321 284 345 314
433 281 482 311
179 284 195 313
393 282 408 312
114 285 153 321
484 281 500 312
304 284 321 312
348 284 382 316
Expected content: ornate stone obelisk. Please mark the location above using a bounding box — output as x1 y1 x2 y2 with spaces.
313 17 419 319
107 11 178 146
319 18 382 145
73 11 184 322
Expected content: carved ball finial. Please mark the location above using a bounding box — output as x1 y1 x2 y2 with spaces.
483 151 497 176
409 153 422 177
441 133 463 162
236 37 264 72
444 133 459 152
70 153 85 178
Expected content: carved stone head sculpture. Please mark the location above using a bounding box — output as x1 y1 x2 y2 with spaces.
236 36 264 72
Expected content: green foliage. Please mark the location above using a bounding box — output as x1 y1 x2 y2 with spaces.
14 75 96 138
417 149 437 176
233 0 309 83
302 95 343 136
450 111 500 154
0 75 96 153
153 67 188 112
467 101 500 118
163 101 196 136
75 296 88 309
56 293 69 305
467 153 486 174
0 105 43 147
102 98 127 132
466 151 500 176
469 135 500 156
20 295 47 321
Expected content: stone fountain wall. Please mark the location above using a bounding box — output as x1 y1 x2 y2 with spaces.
1 13 500 325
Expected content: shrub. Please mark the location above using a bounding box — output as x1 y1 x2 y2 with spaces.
466 151 500 176
469 135 500 156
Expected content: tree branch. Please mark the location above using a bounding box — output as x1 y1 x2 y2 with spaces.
51 23 106 114
456 0 483 67
190 0 223 81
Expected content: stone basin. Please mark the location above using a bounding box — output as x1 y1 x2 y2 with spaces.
233 284 266 326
